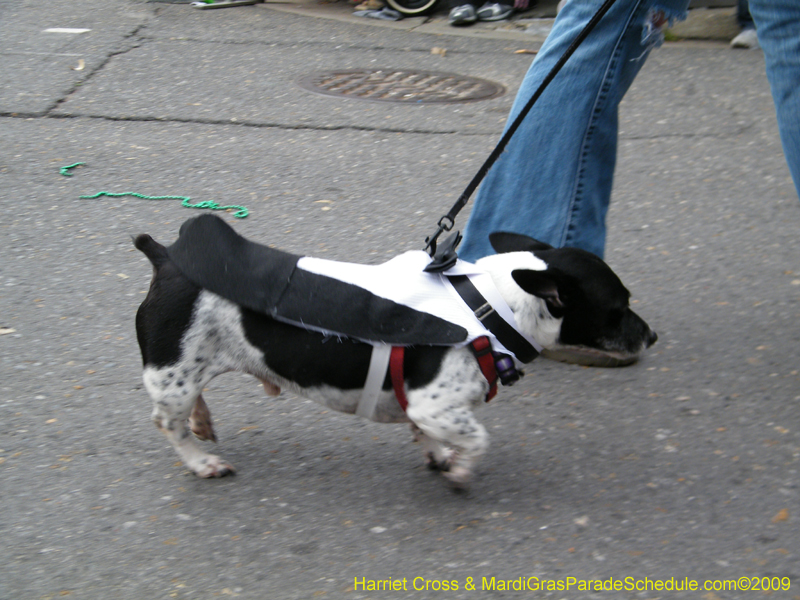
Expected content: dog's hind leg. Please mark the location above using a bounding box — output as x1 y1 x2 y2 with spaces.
144 367 234 477
189 394 216 442
259 378 281 396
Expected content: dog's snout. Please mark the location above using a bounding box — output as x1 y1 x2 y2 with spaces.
647 330 658 348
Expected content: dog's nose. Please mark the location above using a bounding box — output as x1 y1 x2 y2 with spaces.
647 330 658 348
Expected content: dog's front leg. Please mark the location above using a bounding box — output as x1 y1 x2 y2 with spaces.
144 369 234 477
406 350 489 488
408 399 488 487
411 423 454 470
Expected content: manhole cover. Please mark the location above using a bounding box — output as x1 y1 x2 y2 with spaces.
297 69 505 104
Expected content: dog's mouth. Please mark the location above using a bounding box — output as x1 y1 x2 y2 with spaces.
540 345 643 368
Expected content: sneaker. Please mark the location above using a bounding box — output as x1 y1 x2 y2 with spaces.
448 4 477 25
191 0 257 8
731 28 759 49
476 2 513 21
541 347 641 368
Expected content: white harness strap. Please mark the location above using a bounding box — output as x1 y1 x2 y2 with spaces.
355 344 392 420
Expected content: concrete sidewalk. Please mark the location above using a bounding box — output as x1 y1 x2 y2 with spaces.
184 0 742 44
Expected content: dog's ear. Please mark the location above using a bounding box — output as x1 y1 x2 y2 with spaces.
489 232 554 254
511 269 564 309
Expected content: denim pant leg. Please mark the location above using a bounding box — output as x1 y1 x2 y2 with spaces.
459 0 689 261
749 0 800 200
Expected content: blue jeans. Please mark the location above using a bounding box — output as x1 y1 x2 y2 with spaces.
750 0 800 200
460 0 800 261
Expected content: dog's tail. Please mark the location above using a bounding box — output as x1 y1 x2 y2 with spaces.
133 234 170 268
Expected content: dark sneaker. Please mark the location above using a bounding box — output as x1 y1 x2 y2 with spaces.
476 2 513 21
191 0 258 8
541 347 641 368
449 4 477 25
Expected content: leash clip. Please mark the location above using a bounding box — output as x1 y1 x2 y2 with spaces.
424 229 461 273
423 215 455 257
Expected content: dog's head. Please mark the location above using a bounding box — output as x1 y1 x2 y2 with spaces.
479 232 658 365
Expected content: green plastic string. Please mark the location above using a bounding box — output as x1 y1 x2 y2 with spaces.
79 191 249 218
60 162 85 177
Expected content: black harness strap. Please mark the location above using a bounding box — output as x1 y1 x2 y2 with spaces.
448 274 539 364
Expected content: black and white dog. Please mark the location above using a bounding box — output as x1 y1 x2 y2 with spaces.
134 215 656 486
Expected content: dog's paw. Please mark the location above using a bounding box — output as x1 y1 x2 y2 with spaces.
424 450 453 472
191 455 236 478
443 465 472 489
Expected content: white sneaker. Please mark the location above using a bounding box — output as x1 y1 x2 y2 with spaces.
476 2 513 21
448 4 477 25
731 28 759 49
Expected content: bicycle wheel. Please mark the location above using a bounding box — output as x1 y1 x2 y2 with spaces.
385 0 438 16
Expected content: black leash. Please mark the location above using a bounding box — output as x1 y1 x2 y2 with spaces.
423 0 618 260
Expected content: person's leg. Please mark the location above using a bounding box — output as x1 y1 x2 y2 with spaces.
459 0 689 261
737 0 754 30
749 0 800 199
731 0 759 48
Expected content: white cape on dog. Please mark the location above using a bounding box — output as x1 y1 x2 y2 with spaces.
298 251 536 360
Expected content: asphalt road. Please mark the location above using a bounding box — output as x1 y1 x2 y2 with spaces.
1 1 798 599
